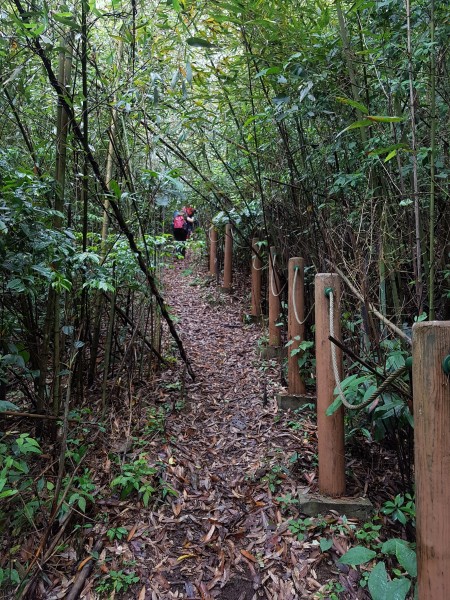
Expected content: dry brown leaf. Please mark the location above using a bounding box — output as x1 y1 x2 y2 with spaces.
127 523 138 542
172 501 182 517
306 577 322 590
202 524 216 543
332 535 348 556
138 585 146 600
198 581 213 599
76 556 92 571
240 549 258 563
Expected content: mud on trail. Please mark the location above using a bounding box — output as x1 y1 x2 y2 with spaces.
82 253 373 600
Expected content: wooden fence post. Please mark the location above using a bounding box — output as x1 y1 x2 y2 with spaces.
413 321 450 599
209 226 217 277
288 258 306 395
315 273 345 496
269 246 281 347
251 238 262 317
223 224 232 290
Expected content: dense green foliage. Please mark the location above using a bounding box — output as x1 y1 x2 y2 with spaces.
0 0 448 596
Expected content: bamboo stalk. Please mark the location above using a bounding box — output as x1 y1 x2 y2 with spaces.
327 260 412 345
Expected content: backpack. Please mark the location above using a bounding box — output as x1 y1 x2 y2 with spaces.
173 211 187 230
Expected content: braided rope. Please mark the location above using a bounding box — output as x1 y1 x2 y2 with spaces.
252 255 265 272
270 253 287 297
328 290 408 411
208 227 217 243
292 267 314 325
229 226 247 249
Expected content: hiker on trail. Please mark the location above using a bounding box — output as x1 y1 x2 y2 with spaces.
183 206 196 238
172 208 189 257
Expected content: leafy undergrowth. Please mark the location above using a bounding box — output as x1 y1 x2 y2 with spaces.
1 252 414 599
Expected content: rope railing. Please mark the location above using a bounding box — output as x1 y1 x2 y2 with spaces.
292 266 314 326
269 253 287 298
252 255 266 271
328 288 409 411
229 225 248 249
208 227 216 243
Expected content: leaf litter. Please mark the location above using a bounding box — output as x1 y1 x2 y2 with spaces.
25 253 408 599
89 254 368 600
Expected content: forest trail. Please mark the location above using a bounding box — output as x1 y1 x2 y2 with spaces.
116 252 355 600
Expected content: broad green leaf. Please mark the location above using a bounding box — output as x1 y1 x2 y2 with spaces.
336 96 369 114
382 539 417 577
396 543 417 577
26 22 46 37
367 115 404 123
32 264 53 279
88 0 103 16
243 115 261 127
52 12 80 31
384 150 397 162
186 37 214 48
0 489 18 499
320 538 333 552
368 561 389 600
186 61 193 84
326 395 342 416
386 578 411 600
3 66 24 87
2 353 25 368
210 13 241 25
255 66 282 78
109 179 121 199
369 562 411 599
6 279 27 293
170 70 179 90
339 546 376 566
337 114 404 138
368 143 409 157
0 400 20 412
336 119 372 138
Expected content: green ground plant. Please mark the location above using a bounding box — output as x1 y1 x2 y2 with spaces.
382 493 415 527
261 463 288 493
62 470 96 515
314 581 346 600
95 569 140 595
288 517 314 541
286 338 316 387
0 433 43 531
338 537 417 600
111 455 158 506
329 502 416 600
106 526 128 542
111 454 177 507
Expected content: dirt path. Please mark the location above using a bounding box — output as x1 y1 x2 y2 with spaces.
99 254 365 600
112 254 340 600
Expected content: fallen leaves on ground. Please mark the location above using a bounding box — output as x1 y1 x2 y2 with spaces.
33 254 406 600
81 255 368 600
